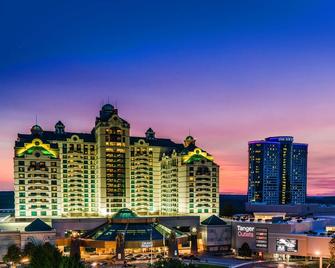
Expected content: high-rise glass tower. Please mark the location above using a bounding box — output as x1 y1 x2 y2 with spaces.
247 136 307 205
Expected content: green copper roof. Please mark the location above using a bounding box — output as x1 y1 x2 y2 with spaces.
17 146 56 158
112 208 138 219
184 153 207 163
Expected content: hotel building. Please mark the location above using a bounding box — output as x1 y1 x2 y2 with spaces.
14 104 219 218
247 136 308 205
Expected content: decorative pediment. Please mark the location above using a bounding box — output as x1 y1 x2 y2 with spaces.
16 138 58 158
182 148 213 164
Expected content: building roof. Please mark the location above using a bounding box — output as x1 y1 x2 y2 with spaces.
130 136 183 148
82 209 185 242
89 222 165 241
17 131 184 148
201 215 227 226
16 131 95 146
24 218 53 232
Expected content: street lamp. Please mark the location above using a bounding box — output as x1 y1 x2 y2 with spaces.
315 251 322 268
150 228 153 266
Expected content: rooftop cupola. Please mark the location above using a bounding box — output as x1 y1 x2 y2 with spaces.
184 135 196 147
97 103 117 123
55 121 65 134
145 128 155 139
31 124 43 136
101 103 114 113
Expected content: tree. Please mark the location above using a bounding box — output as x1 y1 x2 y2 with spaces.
328 237 335 267
23 242 35 257
28 243 61 268
60 255 85 268
238 242 252 258
3 244 21 265
25 242 84 268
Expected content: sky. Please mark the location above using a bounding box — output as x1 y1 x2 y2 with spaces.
1 0 335 195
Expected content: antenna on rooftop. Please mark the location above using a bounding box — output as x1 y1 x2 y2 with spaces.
35 115 38 125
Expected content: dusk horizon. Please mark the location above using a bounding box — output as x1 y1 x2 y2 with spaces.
2 1 335 196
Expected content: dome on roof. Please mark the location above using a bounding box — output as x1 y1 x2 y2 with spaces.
112 208 138 219
102 103 114 112
31 125 43 135
184 135 196 148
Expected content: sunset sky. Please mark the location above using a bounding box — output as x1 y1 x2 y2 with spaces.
1 1 335 195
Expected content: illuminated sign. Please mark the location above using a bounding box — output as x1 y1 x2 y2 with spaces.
141 241 153 248
237 225 255 238
255 228 268 248
276 239 298 252
326 226 335 232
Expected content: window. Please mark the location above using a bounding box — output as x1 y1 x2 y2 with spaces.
31 211 37 216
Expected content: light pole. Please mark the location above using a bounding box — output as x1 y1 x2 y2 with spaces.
150 228 153 266
163 232 166 258
315 251 322 268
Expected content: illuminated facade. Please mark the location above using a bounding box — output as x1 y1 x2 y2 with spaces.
14 123 97 218
247 136 307 205
14 104 220 218
161 136 220 216
95 104 131 215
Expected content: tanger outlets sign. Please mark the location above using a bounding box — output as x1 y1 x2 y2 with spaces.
237 225 255 238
